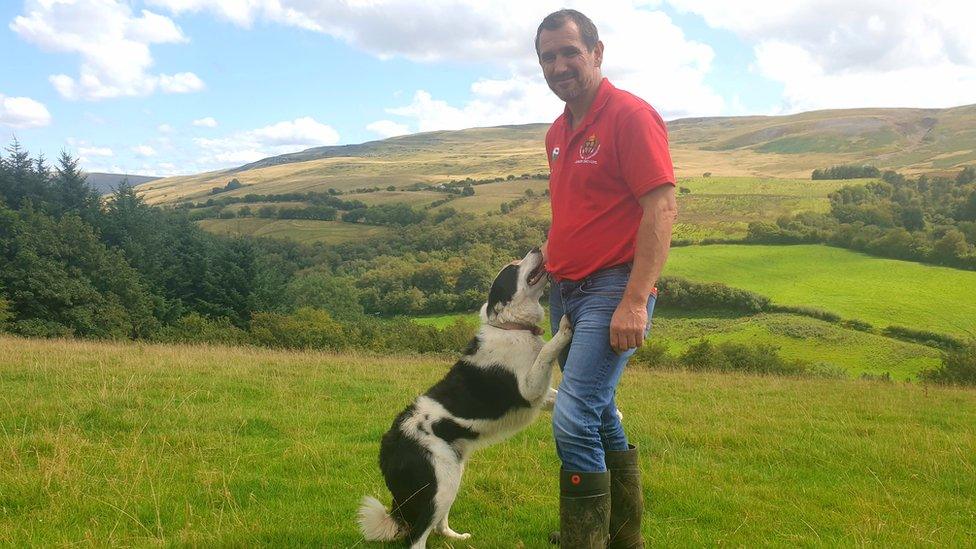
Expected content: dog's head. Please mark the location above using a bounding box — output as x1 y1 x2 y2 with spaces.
481 247 547 327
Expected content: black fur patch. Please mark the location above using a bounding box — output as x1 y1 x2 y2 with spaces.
486 264 520 318
379 406 437 542
431 418 478 443
425 360 530 419
462 336 480 356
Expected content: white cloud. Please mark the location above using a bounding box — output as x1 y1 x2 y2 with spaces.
0 94 52 128
132 145 157 157
77 145 114 164
157 123 175 133
11 0 204 101
192 116 218 127
78 146 114 157
667 0 976 111
367 120 410 138
146 1 725 124
194 116 340 166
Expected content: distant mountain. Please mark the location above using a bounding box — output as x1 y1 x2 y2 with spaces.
138 105 976 205
85 172 160 195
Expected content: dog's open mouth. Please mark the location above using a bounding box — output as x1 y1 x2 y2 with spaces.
527 261 548 286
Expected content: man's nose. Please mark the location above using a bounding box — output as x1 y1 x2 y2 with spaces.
552 54 570 75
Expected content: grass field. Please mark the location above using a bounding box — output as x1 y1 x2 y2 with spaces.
196 218 391 245
672 176 872 240
651 310 940 380
665 244 976 339
414 310 941 380
1 335 974 546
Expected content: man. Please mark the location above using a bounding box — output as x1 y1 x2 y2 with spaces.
533 9 677 548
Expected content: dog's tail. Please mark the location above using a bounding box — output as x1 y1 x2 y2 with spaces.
358 495 405 541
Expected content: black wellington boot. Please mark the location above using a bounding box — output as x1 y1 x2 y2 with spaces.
549 469 611 547
606 444 645 548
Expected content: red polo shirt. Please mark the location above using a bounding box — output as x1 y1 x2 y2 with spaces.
545 78 675 281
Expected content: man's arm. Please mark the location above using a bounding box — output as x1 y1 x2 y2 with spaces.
609 183 677 353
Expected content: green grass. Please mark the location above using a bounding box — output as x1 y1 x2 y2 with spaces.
672 177 872 240
652 310 940 380
664 244 976 339
197 218 391 245
1 335 974 546
413 310 940 379
412 312 479 329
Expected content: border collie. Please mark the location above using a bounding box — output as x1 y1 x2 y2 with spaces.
358 247 572 548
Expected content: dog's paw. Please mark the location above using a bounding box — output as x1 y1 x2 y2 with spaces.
440 529 471 540
557 315 573 336
541 388 557 411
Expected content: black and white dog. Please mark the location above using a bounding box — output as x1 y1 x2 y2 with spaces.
358 247 573 548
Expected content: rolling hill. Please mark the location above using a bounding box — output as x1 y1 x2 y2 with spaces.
137 104 976 205
85 172 159 195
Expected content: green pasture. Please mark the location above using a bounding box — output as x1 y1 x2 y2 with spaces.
1 336 974 546
651 310 940 380
673 176 873 240
197 218 390 245
665 244 976 339
413 310 940 380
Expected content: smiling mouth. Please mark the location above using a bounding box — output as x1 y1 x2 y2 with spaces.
527 261 547 286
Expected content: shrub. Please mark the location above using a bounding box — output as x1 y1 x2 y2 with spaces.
678 340 810 375
152 313 248 345
882 325 965 351
770 305 841 323
657 277 771 313
0 295 11 330
631 340 673 368
250 308 348 350
920 344 976 386
11 318 73 338
840 318 874 333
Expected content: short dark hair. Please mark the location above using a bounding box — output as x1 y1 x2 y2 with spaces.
535 9 600 56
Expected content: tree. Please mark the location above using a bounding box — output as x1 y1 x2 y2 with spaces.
51 151 100 222
957 166 975 185
283 272 364 320
932 229 968 263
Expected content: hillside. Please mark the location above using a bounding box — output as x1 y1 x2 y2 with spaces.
2 335 973 545
138 104 976 205
84 172 159 195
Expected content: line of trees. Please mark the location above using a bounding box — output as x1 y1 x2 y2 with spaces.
747 167 976 269
812 164 881 180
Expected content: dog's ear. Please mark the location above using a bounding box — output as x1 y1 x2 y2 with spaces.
487 264 520 317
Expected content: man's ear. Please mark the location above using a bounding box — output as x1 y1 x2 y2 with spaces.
594 40 604 68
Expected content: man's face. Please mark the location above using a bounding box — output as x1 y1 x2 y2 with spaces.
537 21 603 104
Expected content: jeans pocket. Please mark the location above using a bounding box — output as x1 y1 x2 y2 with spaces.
578 273 629 298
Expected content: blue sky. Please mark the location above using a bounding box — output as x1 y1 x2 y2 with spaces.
1 1 974 176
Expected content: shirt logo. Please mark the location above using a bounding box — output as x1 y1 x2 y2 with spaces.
551 146 560 161
576 134 600 164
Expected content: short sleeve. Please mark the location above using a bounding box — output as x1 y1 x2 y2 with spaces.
617 107 675 198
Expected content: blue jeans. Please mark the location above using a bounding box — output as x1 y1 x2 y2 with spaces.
549 264 657 472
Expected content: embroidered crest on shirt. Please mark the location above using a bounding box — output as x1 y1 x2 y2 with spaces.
551 146 560 161
576 134 600 164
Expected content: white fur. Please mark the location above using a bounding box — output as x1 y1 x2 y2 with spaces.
359 249 573 548
358 495 403 542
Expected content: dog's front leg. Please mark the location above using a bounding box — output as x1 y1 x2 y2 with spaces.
522 316 573 401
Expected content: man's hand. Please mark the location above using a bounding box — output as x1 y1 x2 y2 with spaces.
609 297 647 353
